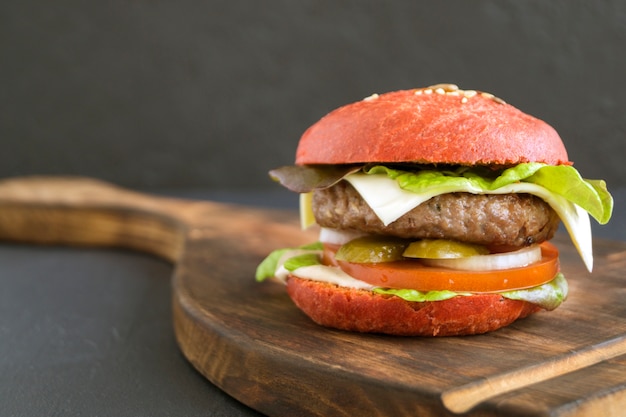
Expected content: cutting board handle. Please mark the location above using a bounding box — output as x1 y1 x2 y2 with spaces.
0 176 215 261
0 175 302 262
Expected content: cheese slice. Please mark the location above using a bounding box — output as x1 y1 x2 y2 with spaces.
343 173 593 272
299 192 316 229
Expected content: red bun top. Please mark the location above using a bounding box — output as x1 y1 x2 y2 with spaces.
295 85 570 166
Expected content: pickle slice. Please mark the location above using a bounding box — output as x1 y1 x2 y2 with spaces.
403 239 489 259
335 236 409 263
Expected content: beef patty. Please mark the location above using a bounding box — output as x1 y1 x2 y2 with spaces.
312 181 560 248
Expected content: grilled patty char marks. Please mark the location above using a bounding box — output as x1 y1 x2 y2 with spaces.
312 181 560 248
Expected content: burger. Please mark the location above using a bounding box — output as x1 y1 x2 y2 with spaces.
256 84 613 336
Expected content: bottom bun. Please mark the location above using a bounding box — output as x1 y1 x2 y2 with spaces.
286 277 541 336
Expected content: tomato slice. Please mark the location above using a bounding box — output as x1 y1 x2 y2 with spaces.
322 242 560 293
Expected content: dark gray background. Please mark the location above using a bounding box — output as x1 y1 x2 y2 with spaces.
2 1 625 192
1 3 625 415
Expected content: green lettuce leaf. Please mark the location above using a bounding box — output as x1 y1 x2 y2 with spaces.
255 248 290 282
373 273 568 310
372 287 465 302
523 166 613 224
500 273 568 311
297 242 324 250
255 242 323 282
284 253 322 271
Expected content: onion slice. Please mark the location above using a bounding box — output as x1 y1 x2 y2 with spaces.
421 245 542 271
319 227 368 246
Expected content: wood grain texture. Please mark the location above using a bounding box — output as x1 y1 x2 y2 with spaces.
1 176 626 417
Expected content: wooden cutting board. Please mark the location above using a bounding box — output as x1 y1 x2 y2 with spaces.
1 176 626 417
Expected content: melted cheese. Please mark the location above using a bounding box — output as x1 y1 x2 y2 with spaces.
289 264 376 290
